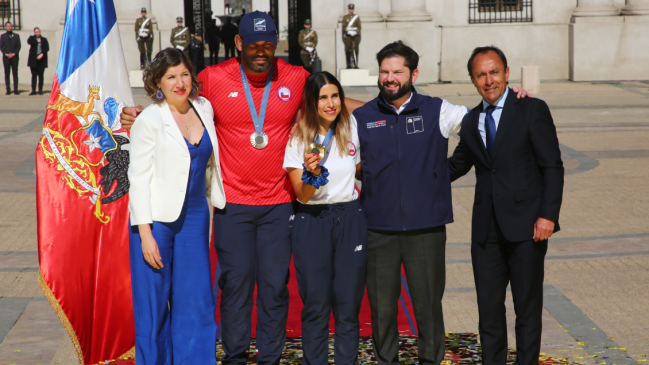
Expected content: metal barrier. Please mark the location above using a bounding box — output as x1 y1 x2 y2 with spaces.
469 0 533 24
0 0 20 30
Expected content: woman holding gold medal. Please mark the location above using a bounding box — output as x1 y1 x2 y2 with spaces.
283 71 366 365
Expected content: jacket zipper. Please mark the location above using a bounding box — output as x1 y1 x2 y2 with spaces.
392 114 406 231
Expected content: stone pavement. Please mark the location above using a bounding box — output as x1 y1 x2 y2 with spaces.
0 81 648 364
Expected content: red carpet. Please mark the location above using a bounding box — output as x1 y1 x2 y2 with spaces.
209 233 419 338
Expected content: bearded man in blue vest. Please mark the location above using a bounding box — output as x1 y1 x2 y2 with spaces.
351 42 530 365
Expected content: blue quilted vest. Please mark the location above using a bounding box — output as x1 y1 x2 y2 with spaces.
355 88 454 231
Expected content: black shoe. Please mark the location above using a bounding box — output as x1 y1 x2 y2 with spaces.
29 91 37 96
5 90 11 95
38 91 43 95
13 90 19 95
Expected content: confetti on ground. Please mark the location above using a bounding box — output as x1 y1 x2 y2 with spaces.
100 333 584 365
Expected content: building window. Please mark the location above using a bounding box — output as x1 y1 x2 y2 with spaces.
469 0 533 24
0 0 20 30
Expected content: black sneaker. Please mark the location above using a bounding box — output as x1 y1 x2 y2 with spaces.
5 91 11 95
13 90 19 95
38 91 44 95
29 91 37 96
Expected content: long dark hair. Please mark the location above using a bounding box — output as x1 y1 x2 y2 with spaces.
291 71 350 157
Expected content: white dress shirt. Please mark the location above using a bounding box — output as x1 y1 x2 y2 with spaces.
478 87 509 147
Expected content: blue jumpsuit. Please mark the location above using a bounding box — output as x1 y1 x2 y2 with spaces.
129 128 217 365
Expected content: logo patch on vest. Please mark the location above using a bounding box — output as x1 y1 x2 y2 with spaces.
406 116 424 134
367 120 386 129
254 19 266 32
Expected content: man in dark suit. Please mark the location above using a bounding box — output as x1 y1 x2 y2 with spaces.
448 46 564 365
221 17 238 60
1 22 21 95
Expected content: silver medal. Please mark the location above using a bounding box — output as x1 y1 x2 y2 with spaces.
250 131 269 149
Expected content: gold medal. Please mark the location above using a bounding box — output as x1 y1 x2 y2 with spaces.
307 143 325 161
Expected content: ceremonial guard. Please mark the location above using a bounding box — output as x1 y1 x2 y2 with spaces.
341 4 361 69
135 8 153 69
298 19 318 73
170 17 191 57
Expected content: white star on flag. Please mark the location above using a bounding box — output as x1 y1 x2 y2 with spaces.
83 132 102 153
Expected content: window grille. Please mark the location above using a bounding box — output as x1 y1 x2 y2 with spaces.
0 0 20 30
469 0 533 24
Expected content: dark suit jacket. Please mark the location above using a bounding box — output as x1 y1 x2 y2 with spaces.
448 88 564 243
1 32 21 58
27 36 49 68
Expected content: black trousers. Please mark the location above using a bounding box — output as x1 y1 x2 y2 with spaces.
213 203 293 365
3 56 18 92
366 226 446 365
224 42 236 59
292 200 367 365
30 64 45 92
472 211 547 365
209 42 220 65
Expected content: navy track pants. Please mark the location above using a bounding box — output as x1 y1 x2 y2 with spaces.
291 200 368 365
213 202 293 365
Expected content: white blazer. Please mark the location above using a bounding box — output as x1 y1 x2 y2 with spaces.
128 96 226 226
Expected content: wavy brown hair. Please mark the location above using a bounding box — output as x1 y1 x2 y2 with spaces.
142 48 203 103
291 71 350 157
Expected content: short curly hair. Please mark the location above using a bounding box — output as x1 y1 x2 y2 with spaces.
142 48 203 102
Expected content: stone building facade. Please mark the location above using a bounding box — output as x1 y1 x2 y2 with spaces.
3 0 648 86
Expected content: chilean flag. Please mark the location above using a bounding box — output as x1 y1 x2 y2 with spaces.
35 0 135 364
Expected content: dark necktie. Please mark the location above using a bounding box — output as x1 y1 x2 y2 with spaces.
485 105 497 158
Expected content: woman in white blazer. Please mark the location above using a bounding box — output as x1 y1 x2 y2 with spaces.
127 48 225 364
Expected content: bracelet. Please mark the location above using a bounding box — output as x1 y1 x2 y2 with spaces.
301 164 329 188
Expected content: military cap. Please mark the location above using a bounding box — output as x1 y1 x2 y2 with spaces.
141 8 147 13
304 19 311 25
348 3 355 9
176 17 183 22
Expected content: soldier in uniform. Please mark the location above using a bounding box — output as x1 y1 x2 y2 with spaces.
170 17 191 57
135 8 154 69
298 19 318 73
342 4 361 69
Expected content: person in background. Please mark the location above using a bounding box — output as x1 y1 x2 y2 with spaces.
341 4 360 69
27 27 49 95
207 18 221 65
135 8 154 69
283 71 365 365
298 19 317 73
189 25 205 74
128 47 225 364
1 22 20 95
221 17 237 60
171 17 190 57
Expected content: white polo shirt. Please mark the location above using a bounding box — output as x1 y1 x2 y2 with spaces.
283 119 361 205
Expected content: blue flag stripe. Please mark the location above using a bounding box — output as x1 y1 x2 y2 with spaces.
56 0 117 85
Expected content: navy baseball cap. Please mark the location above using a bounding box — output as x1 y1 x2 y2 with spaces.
238 11 277 45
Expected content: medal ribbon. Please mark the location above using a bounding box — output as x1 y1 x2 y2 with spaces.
240 64 274 134
315 121 337 147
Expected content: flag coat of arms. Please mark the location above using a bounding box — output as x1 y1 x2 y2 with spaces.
36 0 136 363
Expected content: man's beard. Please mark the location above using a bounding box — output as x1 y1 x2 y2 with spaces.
378 78 412 102
244 55 272 73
